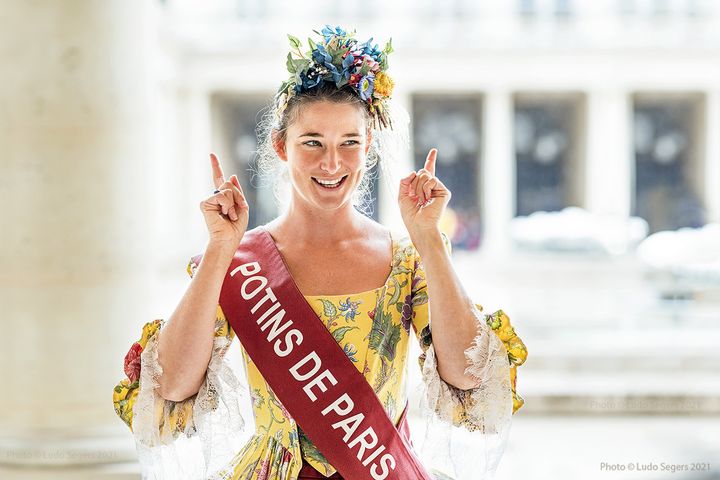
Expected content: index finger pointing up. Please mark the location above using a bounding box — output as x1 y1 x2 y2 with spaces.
210 153 226 189
424 148 437 176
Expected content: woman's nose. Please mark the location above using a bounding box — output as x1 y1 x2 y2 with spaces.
319 150 341 174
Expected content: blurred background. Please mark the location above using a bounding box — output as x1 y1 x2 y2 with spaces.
1 0 719 479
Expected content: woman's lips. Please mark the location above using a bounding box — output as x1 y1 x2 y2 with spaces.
312 175 347 189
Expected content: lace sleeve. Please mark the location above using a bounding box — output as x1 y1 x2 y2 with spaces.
409 233 528 479
111 257 247 479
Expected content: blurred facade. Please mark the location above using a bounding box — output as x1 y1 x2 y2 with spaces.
2 1 719 479
150 0 720 476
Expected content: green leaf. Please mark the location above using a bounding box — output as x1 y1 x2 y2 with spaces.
292 58 311 72
286 52 297 74
383 38 394 54
308 37 317 51
388 276 402 306
393 265 412 275
412 289 428 307
359 57 371 75
287 34 301 50
331 325 358 343
318 299 337 318
368 308 401 361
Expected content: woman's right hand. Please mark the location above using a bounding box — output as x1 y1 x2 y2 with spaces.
200 153 250 249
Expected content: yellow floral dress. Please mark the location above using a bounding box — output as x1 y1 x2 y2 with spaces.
113 230 527 480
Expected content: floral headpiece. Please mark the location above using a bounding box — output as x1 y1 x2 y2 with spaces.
275 25 395 130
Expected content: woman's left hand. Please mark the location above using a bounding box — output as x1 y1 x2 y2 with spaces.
398 148 451 236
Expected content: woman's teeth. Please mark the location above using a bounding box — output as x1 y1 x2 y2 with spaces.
313 176 346 188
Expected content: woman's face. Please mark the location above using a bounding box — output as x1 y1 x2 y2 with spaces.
276 100 372 211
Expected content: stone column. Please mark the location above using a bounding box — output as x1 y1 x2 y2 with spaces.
0 0 160 472
482 90 515 255
585 90 632 217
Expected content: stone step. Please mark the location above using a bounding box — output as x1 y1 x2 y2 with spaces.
517 329 720 372
517 370 720 414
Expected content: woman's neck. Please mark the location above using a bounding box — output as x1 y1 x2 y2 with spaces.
267 199 373 247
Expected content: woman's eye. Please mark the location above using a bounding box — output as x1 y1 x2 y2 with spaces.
303 140 359 147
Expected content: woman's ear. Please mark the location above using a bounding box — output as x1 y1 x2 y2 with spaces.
272 130 288 162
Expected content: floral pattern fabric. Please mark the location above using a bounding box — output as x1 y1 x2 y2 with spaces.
113 230 527 479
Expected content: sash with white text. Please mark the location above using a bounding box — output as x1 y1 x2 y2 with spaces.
191 227 434 480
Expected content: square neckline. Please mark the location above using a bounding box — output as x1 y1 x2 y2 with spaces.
259 225 397 299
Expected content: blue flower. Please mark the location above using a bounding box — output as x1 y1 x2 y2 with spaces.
359 38 382 60
339 297 361 321
358 74 375 101
343 343 358 363
340 52 355 80
321 24 346 42
298 66 324 92
311 44 344 83
311 44 332 66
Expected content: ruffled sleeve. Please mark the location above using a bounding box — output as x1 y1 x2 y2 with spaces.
112 257 247 479
408 232 528 480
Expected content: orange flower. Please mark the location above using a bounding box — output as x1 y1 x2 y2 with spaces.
374 71 394 97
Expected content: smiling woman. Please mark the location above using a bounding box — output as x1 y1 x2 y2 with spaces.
271 99 373 211
112 24 526 480
254 81 384 217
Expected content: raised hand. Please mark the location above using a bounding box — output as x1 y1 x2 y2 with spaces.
199 153 249 249
398 148 451 237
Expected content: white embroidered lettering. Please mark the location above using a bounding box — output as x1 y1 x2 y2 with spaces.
370 453 396 480
362 444 386 467
274 329 303 357
256 302 281 325
290 351 321 381
251 287 277 314
321 393 354 416
259 309 292 341
303 368 337 401
348 426 379 461
241 275 267 300
331 412 364 442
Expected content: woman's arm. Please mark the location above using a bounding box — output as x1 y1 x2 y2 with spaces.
412 227 486 390
156 241 236 401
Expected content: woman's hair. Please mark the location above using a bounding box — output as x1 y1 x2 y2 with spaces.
253 82 409 217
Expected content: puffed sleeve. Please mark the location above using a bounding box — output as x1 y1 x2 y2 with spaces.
112 257 247 479
409 232 528 480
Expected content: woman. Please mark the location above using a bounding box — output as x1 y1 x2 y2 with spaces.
113 25 527 480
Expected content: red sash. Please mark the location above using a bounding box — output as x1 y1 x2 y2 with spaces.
192 226 433 480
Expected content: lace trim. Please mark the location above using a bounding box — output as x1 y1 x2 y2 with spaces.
131 323 247 479
416 308 513 479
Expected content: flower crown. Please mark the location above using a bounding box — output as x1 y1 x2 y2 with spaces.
275 25 395 131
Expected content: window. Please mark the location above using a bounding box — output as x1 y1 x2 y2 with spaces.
632 94 706 233
211 93 277 229
514 94 585 216
412 94 483 250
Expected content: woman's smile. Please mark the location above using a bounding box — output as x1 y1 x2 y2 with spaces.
312 174 348 190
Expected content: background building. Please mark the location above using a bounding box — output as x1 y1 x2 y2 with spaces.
1 1 718 478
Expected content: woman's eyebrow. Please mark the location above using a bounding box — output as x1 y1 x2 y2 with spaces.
299 132 362 138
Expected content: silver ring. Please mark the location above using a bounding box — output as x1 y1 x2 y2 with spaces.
213 189 220 194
